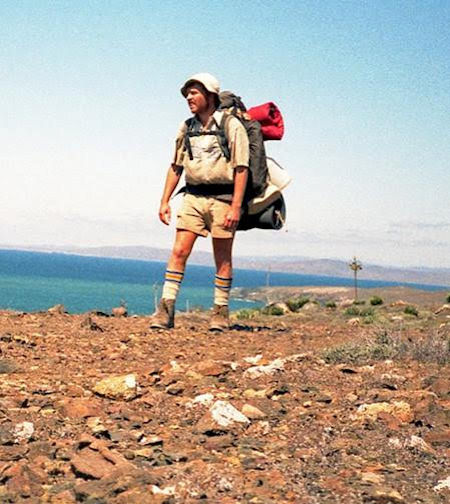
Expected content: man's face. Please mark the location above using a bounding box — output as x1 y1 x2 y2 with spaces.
185 84 210 114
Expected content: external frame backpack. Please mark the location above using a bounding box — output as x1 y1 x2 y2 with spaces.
182 91 289 230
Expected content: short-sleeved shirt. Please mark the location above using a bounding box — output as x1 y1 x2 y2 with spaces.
172 111 249 187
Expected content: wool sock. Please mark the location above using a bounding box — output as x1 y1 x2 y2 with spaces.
161 269 184 301
214 275 232 306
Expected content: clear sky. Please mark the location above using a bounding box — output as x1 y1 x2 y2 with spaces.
1 0 449 268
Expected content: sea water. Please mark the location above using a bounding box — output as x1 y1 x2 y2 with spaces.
0 249 445 314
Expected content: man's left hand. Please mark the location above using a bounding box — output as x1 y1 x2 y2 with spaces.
224 206 241 231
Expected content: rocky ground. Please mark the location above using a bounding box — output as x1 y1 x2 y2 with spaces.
0 287 449 503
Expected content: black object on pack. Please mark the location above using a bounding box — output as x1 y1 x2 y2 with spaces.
237 194 286 231
219 91 268 200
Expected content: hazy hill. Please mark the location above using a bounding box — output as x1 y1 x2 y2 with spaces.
1 244 449 287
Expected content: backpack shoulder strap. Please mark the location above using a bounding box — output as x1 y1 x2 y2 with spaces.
215 112 231 162
184 117 198 161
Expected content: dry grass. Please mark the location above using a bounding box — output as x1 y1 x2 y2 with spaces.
322 329 450 365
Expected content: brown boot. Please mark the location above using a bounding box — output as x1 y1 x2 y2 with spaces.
209 304 229 332
149 299 175 329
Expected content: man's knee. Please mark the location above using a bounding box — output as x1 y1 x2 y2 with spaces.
172 244 191 263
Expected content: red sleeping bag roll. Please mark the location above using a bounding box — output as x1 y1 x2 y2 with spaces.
247 102 284 141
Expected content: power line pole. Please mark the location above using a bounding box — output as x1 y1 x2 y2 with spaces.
349 257 363 302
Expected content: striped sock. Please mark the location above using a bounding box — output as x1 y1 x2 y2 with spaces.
214 275 232 306
161 269 184 301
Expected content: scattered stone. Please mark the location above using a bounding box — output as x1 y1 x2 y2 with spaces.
364 486 405 503
243 354 263 365
356 400 414 424
243 388 267 399
80 314 103 331
241 404 267 419
13 422 34 443
434 476 450 492
186 393 215 408
92 374 138 401
361 471 385 485
390 300 408 307
112 306 127 317
0 359 19 374
86 417 109 436
196 400 250 434
434 304 450 315
407 435 436 455
193 359 230 376
48 304 66 314
243 353 307 379
210 401 250 427
57 398 102 418
71 443 134 479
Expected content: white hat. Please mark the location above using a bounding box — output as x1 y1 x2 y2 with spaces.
181 73 220 97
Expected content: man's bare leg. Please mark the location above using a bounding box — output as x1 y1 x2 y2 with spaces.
150 230 198 329
210 237 235 331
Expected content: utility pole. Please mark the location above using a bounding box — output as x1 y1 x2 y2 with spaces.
266 266 271 287
349 257 363 302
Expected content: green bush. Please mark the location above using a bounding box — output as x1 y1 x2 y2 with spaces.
235 308 260 320
353 300 366 305
325 300 337 309
404 305 419 317
286 296 310 312
370 296 383 306
446 293 450 303
345 306 360 316
360 307 375 317
262 305 285 316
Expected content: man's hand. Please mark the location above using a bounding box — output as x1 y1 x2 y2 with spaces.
224 205 241 231
159 202 171 225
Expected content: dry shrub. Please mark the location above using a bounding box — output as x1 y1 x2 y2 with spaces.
322 330 449 365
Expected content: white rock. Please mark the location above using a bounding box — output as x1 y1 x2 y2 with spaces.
388 438 403 449
244 358 285 378
243 353 308 379
243 354 263 365
124 374 136 388
170 360 183 372
408 435 433 452
13 421 34 442
186 393 215 408
434 476 450 492
217 477 234 492
152 485 176 496
210 400 250 427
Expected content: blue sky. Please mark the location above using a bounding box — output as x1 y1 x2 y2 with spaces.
1 0 449 268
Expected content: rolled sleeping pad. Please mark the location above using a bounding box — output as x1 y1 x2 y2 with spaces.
238 194 286 231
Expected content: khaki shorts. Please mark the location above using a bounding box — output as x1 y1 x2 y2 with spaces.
176 194 235 238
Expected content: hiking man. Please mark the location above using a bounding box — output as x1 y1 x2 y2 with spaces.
150 73 249 331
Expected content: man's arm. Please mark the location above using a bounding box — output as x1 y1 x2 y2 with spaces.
224 166 248 230
159 164 183 225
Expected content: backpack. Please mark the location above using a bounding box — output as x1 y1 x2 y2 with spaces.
183 96 268 201
183 92 288 229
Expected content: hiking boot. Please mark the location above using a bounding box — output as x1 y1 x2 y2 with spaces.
209 304 229 332
149 299 175 329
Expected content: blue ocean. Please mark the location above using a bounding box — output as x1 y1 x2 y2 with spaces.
0 249 445 314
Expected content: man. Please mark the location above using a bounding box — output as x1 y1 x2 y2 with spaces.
150 73 249 331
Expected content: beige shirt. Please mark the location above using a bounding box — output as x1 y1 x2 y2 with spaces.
172 111 249 186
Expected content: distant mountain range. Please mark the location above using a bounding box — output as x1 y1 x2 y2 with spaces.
1 244 449 287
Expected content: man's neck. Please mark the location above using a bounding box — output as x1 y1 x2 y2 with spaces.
197 104 217 126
